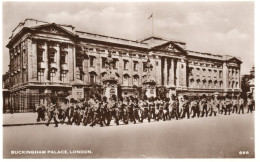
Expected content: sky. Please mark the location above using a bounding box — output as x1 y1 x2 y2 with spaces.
2 1 254 75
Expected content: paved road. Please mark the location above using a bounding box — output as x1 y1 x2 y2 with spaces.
3 112 254 158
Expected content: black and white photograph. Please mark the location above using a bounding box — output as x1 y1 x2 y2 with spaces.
1 0 256 159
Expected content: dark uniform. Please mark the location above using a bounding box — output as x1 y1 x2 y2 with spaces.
247 98 254 113
118 101 128 124
140 100 150 122
200 98 208 117
36 104 45 122
190 99 200 118
232 98 238 113
133 102 141 123
46 104 59 127
181 97 190 119
107 99 119 126
127 100 136 124
238 98 244 114
224 97 232 115
90 100 103 127
169 99 179 120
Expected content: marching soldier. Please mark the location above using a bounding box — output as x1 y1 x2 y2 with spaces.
100 96 109 126
209 95 217 117
127 96 136 124
46 102 59 127
149 97 156 121
107 95 119 126
232 96 239 114
163 98 170 120
224 95 232 115
200 94 208 117
247 95 254 113
90 96 103 127
169 94 179 120
133 98 141 123
181 95 190 119
140 96 150 122
190 96 200 118
238 96 245 114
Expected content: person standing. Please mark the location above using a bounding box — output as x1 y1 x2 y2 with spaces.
232 96 239 114
169 94 179 120
238 96 244 114
199 94 208 117
224 95 232 115
36 104 45 122
247 95 254 113
181 95 190 119
46 102 59 127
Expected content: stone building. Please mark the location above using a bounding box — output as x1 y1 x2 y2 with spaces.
5 19 242 112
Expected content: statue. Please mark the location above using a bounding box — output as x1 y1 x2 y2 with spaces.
144 58 154 82
104 52 116 80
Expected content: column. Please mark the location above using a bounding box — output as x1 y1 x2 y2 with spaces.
55 43 60 82
169 58 175 86
164 57 168 86
176 60 180 87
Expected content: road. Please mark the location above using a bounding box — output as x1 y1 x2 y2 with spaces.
3 112 255 158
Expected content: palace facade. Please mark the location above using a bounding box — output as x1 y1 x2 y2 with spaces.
4 19 242 112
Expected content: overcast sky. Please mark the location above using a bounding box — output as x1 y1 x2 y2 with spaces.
2 1 254 75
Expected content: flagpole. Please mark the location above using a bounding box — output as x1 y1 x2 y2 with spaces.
152 14 154 37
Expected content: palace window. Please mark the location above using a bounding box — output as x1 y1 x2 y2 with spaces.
236 82 239 89
219 71 222 78
61 71 67 82
50 69 56 82
123 74 130 86
90 56 95 67
133 75 139 86
123 60 128 70
60 53 67 65
102 57 107 68
133 61 138 71
90 73 96 84
38 71 44 82
143 62 147 72
49 51 56 63
156 61 159 66
113 59 118 69
38 51 44 62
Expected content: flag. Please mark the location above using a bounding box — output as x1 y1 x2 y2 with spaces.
148 13 153 20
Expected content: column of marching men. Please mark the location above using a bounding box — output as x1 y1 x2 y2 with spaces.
34 94 255 127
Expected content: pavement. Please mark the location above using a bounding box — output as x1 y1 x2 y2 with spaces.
3 112 255 158
3 112 53 127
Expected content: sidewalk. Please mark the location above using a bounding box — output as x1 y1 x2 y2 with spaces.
3 112 53 127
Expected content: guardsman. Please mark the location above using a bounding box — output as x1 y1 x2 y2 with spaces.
247 95 254 113
100 96 109 126
181 95 190 119
224 95 232 115
133 98 141 123
107 95 119 126
127 96 136 124
169 94 179 120
209 95 217 117
238 95 244 114
190 96 200 118
140 96 150 122
232 96 239 114
46 102 59 127
149 97 156 121
71 102 80 125
163 98 170 120
90 96 103 127
200 94 208 117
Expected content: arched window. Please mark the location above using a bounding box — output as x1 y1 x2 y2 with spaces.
89 71 97 84
133 75 139 86
123 74 130 86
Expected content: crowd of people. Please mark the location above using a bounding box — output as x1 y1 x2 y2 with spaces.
35 94 255 127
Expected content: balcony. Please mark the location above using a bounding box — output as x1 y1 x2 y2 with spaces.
61 63 69 71
38 62 46 69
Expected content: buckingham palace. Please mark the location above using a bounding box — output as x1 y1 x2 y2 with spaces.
3 18 242 112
